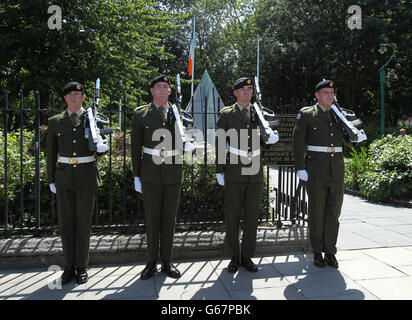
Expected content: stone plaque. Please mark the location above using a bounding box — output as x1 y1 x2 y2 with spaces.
262 114 297 166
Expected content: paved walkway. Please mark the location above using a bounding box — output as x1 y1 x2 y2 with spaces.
1 194 411 300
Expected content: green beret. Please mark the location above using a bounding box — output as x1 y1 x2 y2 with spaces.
233 77 253 90
63 82 84 96
150 75 170 88
315 79 335 92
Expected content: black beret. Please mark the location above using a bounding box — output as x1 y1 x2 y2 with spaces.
315 79 335 92
233 77 253 90
63 82 84 96
150 75 170 88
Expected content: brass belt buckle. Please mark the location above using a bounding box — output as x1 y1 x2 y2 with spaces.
69 157 79 164
248 151 252 158
160 150 165 157
327 147 335 153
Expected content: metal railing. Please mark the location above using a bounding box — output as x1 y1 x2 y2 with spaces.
0 89 308 235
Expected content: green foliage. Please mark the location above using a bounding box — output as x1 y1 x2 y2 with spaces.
345 135 412 202
344 146 368 190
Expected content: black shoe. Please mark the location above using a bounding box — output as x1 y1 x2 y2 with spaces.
325 254 339 269
76 267 88 284
240 256 258 273
61 265 75 285
161 260 181 279
227 256 239 273
140 261 157 280
314 253 326 268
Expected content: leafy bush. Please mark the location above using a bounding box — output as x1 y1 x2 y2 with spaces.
345 135 412 202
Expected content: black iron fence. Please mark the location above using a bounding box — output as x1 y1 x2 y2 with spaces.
0 89 308 235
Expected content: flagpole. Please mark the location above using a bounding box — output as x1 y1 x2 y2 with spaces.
257 35 260 80
190 16 195 98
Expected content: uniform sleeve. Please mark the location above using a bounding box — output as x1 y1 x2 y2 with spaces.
292 111 308 171
131 110 143 177
46 119 57 184
215 112 227 174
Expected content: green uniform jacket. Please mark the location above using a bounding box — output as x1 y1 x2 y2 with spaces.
47 109 102 189
131 102 183 185
216 103 264 183
293 104 346 179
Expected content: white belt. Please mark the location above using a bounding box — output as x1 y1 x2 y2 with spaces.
228 146 260 158
143 147 180 157
58 155 96 164
307 145 342 153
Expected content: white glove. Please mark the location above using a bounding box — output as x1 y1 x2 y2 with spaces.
355 131 367 143
49 183 56 194
216 173 225 186
96 142 109 153
184 141 196 152
266 131 279 144
134 177 142 193
297 170 308 182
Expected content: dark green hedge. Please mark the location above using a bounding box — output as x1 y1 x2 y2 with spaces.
345 135 412 202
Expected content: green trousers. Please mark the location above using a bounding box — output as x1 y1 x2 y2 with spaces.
306 177 344 254
56 188 96 268
224 180 263 258
141 182 181 262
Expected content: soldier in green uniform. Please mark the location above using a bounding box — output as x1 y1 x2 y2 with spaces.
293 79 365 269
131 75 194 280
215 77 278 273
47 82 108 284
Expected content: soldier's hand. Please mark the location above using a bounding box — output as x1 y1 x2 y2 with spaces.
297 170 308 182
49 183 56 194
184 141 196 153
96 142 109 153
355 131 367 143
216 173 225 186
134 177 142 193
266 131 279 144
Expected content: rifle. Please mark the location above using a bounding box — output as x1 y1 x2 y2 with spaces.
170 74 194 146
331 96 367 143
85 78 113 151
252 76 279 142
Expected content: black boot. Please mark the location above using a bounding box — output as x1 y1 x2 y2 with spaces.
161 260 181 279
140 261 157 280
240 256 258 272
76 267 88 284
61 265 75 285
227 256 239 273
313 252 326 268
325 254 339 269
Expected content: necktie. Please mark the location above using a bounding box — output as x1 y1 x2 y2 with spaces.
70 113 78 126
159 106 167 121
242 107 249 120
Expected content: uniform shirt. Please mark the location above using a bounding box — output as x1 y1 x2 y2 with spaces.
293 103 346 179
131 102 183 185
47 107 101 189
215 103 264 183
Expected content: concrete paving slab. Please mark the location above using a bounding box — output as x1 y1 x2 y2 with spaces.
263 253 325 276
361 247 412 267
228 286 305 300
357 277 412 300
351 229 412 247
337 232 382 250
395 266 412 276
284 270 368 299
338 258 406 280
382 225 412 235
